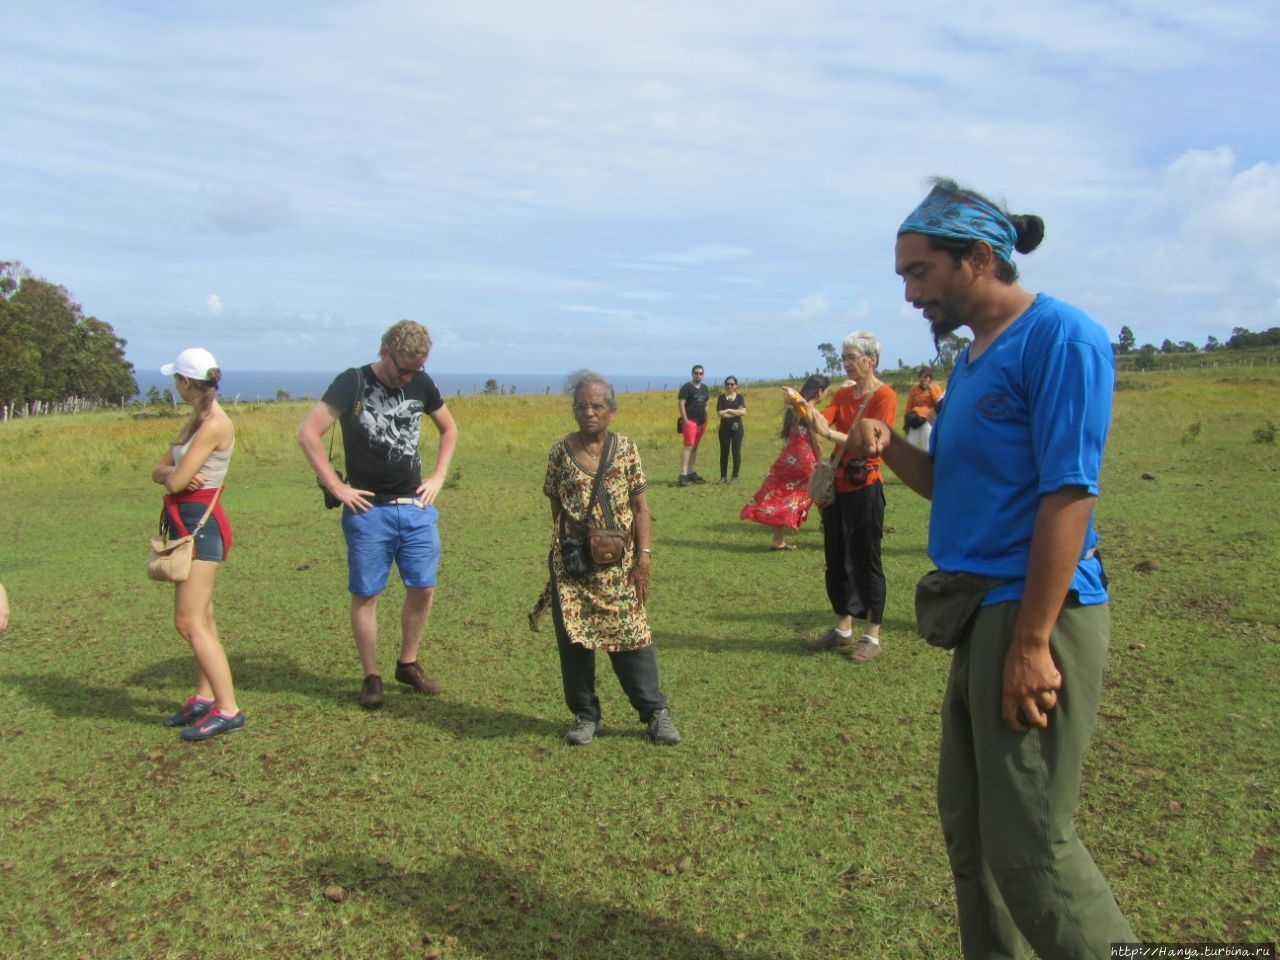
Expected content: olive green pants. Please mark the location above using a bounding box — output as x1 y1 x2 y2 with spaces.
938 599 1133 960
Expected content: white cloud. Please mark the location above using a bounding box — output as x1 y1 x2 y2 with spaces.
207 294 223 315
1108 148 1280 337
2 0 1278 372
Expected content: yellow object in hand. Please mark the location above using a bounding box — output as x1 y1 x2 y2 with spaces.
783 386 811 418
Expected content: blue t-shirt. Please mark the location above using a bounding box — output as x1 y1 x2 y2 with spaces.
928 293 1113 605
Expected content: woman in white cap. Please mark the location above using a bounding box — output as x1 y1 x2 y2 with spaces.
150 348 245 740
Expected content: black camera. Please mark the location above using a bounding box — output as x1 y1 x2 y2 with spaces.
318 473 343 510
845 459 869 486
561 537 592 579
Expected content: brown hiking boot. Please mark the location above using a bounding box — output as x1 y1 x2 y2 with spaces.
359 674 384 709
394 660 441 695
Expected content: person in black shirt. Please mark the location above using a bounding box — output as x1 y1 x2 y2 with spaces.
298 320 459 708
715 375 746 482
676 364 709 486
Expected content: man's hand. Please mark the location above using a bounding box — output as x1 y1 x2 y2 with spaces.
332 481 376 513
850 418 890 458
1002 641 1062 731
416 473 445 506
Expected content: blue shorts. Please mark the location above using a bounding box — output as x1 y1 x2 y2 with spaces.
172 501 226 563
341 502 440 597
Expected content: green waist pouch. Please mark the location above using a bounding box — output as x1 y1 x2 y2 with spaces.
914 569 1013 650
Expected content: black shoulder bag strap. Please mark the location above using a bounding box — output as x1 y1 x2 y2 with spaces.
592 433 620 531
326 366 365 466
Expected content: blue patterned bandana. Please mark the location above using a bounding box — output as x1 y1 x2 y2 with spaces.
898 184 1016 262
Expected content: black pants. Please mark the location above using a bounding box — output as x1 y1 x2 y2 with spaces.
551 581 666 724
821 483 887 625
719 426 743 478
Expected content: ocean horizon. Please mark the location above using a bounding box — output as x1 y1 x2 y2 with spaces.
132 370 781 402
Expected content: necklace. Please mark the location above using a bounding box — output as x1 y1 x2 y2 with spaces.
575 432 605 459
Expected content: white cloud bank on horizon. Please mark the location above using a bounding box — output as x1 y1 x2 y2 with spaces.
1 0 1277 375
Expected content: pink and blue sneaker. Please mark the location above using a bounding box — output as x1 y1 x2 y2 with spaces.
180 708 246 741
163 696 214 727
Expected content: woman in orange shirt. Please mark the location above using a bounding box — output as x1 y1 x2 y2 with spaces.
904 365 944 450
806 332 897 663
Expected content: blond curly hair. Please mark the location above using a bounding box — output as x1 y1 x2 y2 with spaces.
381 320 433 359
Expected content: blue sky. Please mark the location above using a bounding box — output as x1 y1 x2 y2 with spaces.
4 0 1278 379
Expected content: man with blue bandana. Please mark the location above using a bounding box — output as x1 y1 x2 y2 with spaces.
846 178 1133 958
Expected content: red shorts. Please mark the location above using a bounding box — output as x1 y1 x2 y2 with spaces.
681 419 707 446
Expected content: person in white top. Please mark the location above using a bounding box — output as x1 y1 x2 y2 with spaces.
150 347 246 741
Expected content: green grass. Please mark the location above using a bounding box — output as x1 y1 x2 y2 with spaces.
0 369 1277 959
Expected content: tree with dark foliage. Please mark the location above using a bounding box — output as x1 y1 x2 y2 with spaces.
0 261 137 412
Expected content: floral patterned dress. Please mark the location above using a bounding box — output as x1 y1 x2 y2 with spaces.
739 422 820 531
529 433 651 652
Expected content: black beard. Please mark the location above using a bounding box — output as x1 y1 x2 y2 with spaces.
930 311 964 350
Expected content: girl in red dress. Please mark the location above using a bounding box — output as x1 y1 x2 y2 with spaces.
739 374 830 550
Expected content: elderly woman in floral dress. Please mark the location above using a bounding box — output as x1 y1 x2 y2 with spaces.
530 370 681 747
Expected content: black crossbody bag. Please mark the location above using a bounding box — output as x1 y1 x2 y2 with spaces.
559 434 626 578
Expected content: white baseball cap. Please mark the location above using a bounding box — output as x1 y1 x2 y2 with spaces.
160 347 221 380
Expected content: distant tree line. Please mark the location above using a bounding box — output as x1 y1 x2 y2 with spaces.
1113 324 1280 371
816 323 1278 382
0 261 138 418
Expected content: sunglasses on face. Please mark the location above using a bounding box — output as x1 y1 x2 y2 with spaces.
391 354 424 376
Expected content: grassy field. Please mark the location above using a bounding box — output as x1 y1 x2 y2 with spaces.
0 365 1277 959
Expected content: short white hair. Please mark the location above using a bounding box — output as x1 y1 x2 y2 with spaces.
842 331 881 362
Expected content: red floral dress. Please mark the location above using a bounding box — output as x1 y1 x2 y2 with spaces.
739 422 820 531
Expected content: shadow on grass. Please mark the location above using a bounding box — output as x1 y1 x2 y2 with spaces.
3 654 562 740
396 695 563 740
213 653 565 740
656 614 918 653
305 851 774 960
0 653 341 727
0 670 171 726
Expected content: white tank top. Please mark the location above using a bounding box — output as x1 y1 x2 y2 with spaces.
171 437 234 488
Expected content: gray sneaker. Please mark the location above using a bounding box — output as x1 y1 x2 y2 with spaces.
846 636 882 663
645 707 681 745
565 717 602 746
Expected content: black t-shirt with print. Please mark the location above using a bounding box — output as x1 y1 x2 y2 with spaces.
322 365 444 499
678 381 710 424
